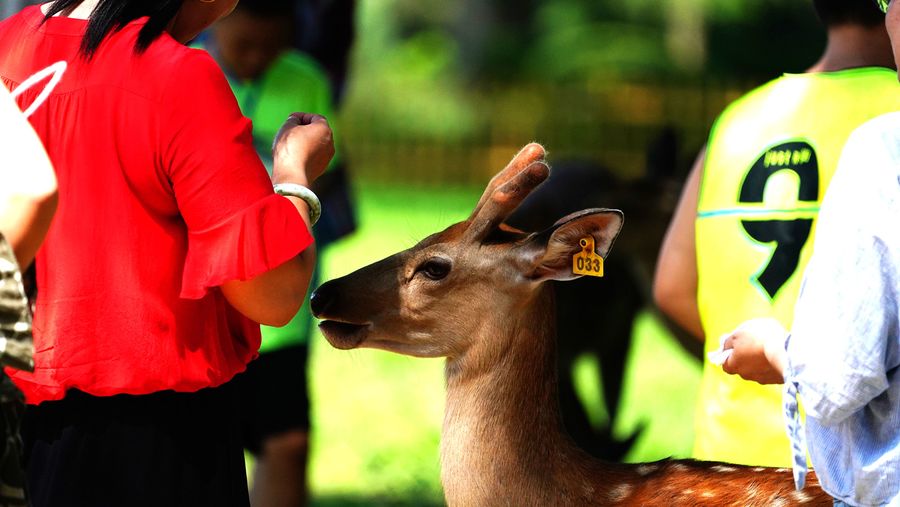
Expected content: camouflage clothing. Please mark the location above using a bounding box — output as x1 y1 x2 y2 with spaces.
0 234 31 507
0 238 32 372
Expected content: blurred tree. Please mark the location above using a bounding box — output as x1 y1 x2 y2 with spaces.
354 0 824 84
340 0 828 169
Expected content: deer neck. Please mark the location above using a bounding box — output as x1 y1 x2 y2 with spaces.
440 287 599 505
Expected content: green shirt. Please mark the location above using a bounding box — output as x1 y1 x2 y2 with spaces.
226 50 339 172
200 44 336 352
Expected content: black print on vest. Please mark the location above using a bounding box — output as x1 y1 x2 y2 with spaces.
739 141 819 299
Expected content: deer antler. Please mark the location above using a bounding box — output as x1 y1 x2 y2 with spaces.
471 144 546 215
468 144 549 240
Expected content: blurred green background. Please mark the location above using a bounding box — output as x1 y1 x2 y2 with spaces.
340 0 825 186
296 0 827 504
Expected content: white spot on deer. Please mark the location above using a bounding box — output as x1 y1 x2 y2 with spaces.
753 467 766 472
775 468 790 473
636 465 659 476
607 484 633 503
670 464 688 473
770 499 788 507
683 489 694 495
711 465 737 473
792 490 813 503
701 491 716 498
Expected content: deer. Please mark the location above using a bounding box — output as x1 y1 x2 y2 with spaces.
310 143 830 506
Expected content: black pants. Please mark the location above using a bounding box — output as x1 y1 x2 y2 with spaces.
235 344 310 455
22 381 249 507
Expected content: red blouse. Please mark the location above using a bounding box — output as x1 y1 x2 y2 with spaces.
0 7 312 404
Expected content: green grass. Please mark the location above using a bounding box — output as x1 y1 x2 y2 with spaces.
304 184 702 505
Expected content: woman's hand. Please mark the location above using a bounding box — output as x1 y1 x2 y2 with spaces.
222 115 330 326
272 113 334 186
721 317 788 385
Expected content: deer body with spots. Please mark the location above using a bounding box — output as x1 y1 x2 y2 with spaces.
311 144 830 506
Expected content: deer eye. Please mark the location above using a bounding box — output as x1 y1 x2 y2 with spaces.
417 258 452 281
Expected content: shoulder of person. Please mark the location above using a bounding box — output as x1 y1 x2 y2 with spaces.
824 112 900 211
128 36 232 107
702 76 786 147
137 34 223 82
844 112 900 166
0 4 37 34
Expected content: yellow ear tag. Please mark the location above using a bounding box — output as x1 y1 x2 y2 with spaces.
572 236 603 277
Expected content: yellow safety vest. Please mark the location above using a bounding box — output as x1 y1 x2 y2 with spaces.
694 67 900 466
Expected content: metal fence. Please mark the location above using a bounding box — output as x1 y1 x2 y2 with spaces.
340 78 751 186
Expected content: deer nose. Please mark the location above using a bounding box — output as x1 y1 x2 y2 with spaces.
309 283 333 318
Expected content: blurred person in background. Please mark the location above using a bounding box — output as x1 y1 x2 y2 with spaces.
0 1 334 505
201 1 356 505
654 0 900 468
291 0 356 105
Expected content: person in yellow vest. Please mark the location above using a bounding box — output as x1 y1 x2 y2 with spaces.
653 0 900 467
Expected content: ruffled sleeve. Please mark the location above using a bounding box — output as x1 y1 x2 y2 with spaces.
157 49 313 299
180 193 312 299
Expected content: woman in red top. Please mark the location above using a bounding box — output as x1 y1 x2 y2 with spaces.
0 1 333 505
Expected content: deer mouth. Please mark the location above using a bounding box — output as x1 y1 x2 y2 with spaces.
319 320 371 349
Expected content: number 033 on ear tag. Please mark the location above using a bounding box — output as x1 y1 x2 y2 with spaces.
573 236 604 277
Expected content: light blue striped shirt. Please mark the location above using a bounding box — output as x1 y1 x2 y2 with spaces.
785 113 900 507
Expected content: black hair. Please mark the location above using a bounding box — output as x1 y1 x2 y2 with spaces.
44 0 184 57
232 0 294 19
812 0 885 28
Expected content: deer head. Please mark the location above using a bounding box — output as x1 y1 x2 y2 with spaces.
310 143 624 363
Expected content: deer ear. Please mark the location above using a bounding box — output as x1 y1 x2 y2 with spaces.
522 209 624 282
